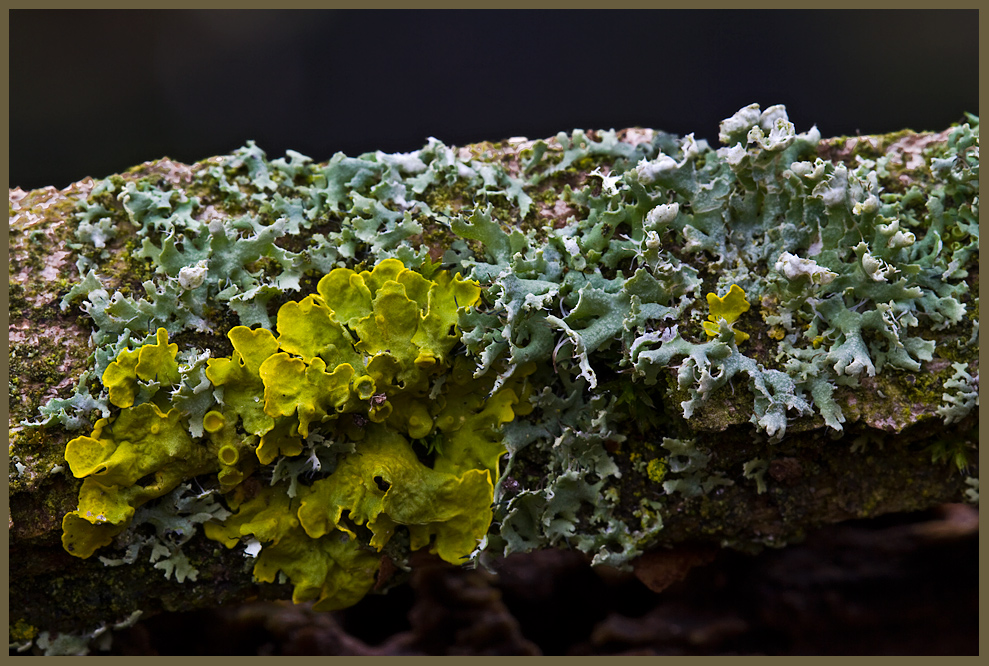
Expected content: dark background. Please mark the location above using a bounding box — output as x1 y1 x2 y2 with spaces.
9 9 979 191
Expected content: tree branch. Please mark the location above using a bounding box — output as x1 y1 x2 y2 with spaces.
9 106 978 652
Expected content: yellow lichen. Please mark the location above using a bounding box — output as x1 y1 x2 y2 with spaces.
703 284 751 344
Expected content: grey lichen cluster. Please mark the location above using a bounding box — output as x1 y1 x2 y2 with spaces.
453 104 979 566
8 103 979 651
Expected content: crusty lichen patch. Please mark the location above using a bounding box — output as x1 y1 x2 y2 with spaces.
8 103 978 642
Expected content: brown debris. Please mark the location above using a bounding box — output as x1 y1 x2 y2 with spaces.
631 544 718 594
577 604 749 655
374 554 399 591
98 505 976 655
769 457 803 486
381 551 540 655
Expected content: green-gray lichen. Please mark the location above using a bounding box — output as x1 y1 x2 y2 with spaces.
9 103 978 642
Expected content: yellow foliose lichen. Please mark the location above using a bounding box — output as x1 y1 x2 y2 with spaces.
101 327 180 408
296 425 494 563
205 326 279 437
61 402 217 557
703 284 751 344
59 258 511 614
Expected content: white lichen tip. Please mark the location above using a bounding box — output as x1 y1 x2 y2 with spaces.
719 102 763 145
589 167 623 196
644 202 679 230
774 252 838 286
634 154 678 183
178 260 208 291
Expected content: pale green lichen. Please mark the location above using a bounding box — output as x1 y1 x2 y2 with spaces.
964 476 979 504
18 103 977 621
937 361 979 425
742 459 769 495
17 610 143 656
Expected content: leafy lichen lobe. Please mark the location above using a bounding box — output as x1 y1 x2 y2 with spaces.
9 104 978 645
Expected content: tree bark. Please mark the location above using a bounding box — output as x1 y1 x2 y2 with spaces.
8 115 978 652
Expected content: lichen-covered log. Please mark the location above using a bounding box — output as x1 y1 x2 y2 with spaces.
9 103 978 654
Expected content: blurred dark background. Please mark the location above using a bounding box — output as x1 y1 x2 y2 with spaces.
9 9 979 191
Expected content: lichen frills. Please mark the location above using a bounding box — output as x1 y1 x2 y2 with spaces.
38 103 978 613
62 259 534 610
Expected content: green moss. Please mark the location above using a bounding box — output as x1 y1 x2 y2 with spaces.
9 336 70 421
418 178 472 215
